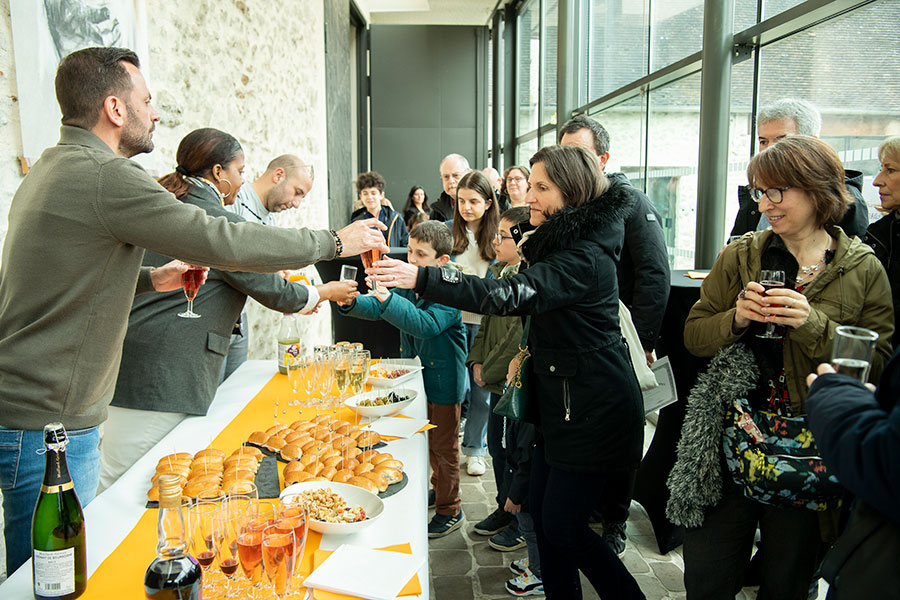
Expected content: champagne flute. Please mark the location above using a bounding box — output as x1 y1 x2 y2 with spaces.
219 507 242 598
360 247 384 294
756 270 786 339
277 497 310 588
227 481 258 502
262 524 295 600
197 488 225 504
190 503 224 596
237 512 265 598
285 346 303 406
302 355 318 408
178 267 204 318
333 347 351 413
348 350 370 398
314 347 334 408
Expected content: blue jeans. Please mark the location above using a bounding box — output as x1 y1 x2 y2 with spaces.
462 323 490 457
516 511 541 578
0 425 100 575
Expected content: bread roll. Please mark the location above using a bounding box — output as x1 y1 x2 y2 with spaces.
312 428 332 441
361 471 389 492
187 468 222 482
280 443 303 461
347 476 379 494
344 458 361 471
353 462 374 476
264 436 287 452
346 447 362 459
194 448 226 460
156 457 191 471
147 485 160 503
248 431 268 446
319 449 339 461
373 466 403 485
222 468 255 483
190 456 224 471
221 478 255 495
370 453 393 466
378 459 403 471
230 446 264 460
313 415 333 425
156 464 191 478
183 480 219 499
332 436 357 452
224 455 259 470
357 450 378 463
151 472 187 487
292 421 316 432
157 453 192 465
320 466 337 481
356 431 381 448
283 431 306 444
332 469 354 483
283 460 305 478
266 424 289 436
284 470 314 485
304 461 324 477
323 456 343 470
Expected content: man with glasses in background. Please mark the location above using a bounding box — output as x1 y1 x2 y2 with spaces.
732 98 869 238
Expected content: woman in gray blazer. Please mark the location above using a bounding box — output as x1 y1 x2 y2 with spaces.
98 128 358 491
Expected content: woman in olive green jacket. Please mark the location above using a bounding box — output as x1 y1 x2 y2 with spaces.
680 136 894 600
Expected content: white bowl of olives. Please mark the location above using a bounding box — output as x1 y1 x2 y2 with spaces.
344 389 418 418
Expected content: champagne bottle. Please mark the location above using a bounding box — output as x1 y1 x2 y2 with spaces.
144 474 202 600
277 313 300 374
32 423 86 599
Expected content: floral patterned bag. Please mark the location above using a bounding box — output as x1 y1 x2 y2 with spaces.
722 397 843 511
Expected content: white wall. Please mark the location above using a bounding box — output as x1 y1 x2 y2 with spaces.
0 0 336 360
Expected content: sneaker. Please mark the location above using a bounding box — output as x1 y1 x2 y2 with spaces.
467 456 486 476
428 488 435 508
474 507 513 535
602 520 627 556
428 511 464 538
489 525 526 551
506 568 544 596
509 558 529 576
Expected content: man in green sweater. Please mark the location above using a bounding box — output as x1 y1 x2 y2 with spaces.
0 46 387 575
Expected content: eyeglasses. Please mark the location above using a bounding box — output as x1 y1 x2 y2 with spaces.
750 186 792 204
493 233 514 243
506 176 526 184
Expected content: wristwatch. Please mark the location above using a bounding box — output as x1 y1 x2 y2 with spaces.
439 265 461 284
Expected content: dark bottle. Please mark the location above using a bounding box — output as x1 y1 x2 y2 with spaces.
31 423 86 600
144 474 202 599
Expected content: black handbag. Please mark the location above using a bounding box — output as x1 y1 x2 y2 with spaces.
493 317 531 420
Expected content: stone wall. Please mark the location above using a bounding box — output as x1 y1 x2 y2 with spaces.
0 0 335 361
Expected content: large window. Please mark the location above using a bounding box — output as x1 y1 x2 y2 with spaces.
490 0 898 266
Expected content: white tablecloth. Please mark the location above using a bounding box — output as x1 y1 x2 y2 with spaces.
1 360 429 598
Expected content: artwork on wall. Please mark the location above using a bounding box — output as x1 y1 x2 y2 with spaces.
9 0 148 163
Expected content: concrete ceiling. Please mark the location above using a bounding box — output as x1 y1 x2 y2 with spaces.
365 0 502 26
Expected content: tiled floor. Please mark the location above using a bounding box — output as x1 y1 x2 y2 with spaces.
427 420 830 600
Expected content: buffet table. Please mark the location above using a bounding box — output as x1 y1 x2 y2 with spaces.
0 360 429 598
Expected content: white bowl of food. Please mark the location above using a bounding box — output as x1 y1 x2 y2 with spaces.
280 480 384 535
344 389 418 419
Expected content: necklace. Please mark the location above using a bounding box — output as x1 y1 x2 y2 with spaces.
796 251 827 285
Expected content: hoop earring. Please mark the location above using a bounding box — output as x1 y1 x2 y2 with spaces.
219 178 233 200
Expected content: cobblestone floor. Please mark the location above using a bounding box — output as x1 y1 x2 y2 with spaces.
427 421 829 600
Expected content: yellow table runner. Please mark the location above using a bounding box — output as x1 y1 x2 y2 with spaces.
82 371 368 598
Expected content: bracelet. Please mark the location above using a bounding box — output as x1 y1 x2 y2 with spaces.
328 229 343 256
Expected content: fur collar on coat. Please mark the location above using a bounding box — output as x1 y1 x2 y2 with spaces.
520 180 632 264
666 343 759 528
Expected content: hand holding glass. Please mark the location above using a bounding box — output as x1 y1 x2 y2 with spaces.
756 270 786 339
178 267 204 318
832 326 879 383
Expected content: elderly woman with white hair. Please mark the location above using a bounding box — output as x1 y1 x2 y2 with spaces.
865 135 900 349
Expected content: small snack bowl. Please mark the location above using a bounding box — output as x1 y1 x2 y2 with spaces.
344 389 417 419
280 480 384 535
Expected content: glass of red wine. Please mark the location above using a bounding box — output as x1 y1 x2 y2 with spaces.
756 269 786 339
360 248 384 295
189 502 224 596
178 267 204 318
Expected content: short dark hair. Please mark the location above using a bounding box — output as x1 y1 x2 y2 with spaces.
500 206 530 225
158 128 243 199
410 220 453 257
55 47 140 129
559 115 610 156
747 135 850 228
355 171 386 194
530 145 608 209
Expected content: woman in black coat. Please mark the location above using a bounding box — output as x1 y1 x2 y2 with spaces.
371 145 645 599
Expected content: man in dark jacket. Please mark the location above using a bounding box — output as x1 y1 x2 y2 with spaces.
559 115 670 555
805 350 900 597
431 154 471 222
731 99 869 238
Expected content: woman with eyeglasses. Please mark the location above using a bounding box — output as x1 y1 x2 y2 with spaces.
501 165 531 207
671 135 893 599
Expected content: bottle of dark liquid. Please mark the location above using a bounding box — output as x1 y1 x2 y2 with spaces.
32 422 86 600
144 475 202 600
